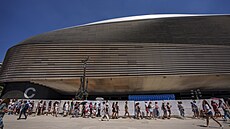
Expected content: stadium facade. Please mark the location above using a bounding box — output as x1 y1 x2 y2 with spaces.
0 14 230 99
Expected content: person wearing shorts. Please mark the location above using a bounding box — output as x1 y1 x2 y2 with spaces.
202 100 223 128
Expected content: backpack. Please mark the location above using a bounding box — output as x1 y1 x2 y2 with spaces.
24 103 29 110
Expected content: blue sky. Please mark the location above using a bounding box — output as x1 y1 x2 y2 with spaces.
0 0 230 62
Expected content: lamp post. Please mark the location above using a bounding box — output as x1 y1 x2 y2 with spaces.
190 89 202 100
75 56 89 100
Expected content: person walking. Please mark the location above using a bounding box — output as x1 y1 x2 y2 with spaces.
134 102 138 119
161 102 167 119
154 102 160 118
211 100 221 118
166 102 172 119
0 99 10 129
54 101 59 117
96 103 101 117
202 100 223 128
177 101 185 118
89 102 93 117
93 103 97 118
227 98 230 107
191 101 199 118
63 102 69 117
101 102 109 121
145 102 149 118
148 102 153 119
17 101 29 120
81 103 86 117
72 102 79 118
135 102 141 119
42 101 47 115
124 101 130 118
219 99 230 121
70 99 74 116
111 102 116 119
15 100 22 115
36 101 40 115
37 100 43 116
115 102 119 119
47 101 52 116
29 101 34 115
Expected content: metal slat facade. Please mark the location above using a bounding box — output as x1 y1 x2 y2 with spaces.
0 15 230 98
1 43 230 80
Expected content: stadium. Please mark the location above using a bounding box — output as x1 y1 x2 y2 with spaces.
0 14 230 99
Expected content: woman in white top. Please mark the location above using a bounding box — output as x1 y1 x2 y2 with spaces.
148 102 153 119
202 100 222 128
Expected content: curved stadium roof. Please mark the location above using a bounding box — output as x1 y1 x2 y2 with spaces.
66 14 228 28
18 14 230 46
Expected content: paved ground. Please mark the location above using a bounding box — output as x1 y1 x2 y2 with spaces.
3 115 230 129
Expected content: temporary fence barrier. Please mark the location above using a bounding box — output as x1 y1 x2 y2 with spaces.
17 98 225 117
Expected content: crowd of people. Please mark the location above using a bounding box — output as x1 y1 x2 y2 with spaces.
0 98 230 128
3 99 230 119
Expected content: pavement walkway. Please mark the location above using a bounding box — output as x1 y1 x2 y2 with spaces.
3 115 230 129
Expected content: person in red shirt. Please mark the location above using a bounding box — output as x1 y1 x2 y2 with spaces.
211 100 221 118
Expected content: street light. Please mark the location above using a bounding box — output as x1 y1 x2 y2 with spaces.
190 89 202 100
